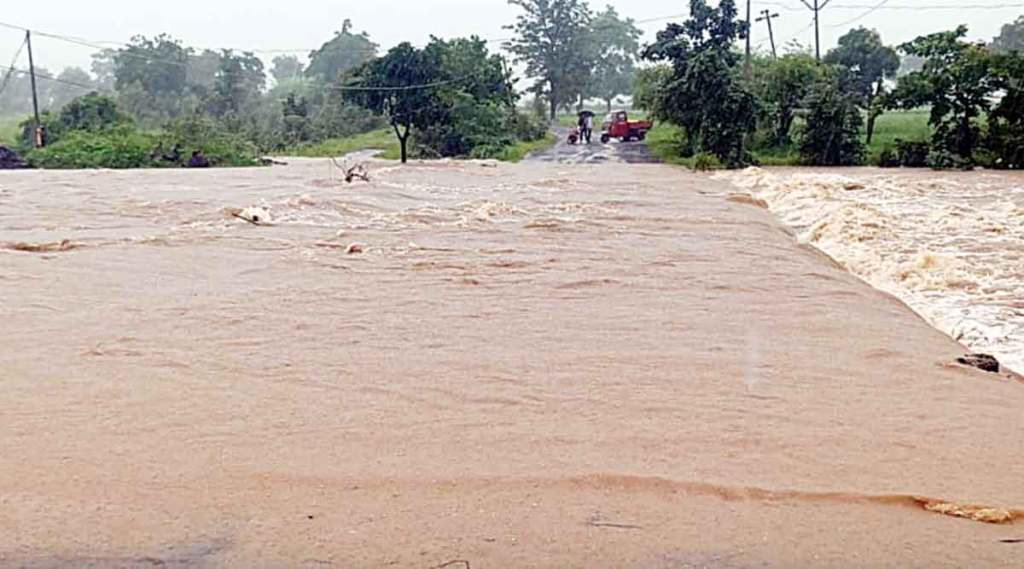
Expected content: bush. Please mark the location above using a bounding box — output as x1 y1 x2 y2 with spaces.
927 149 973 170
896 140 930 168
799 68 865 166
26 128 160 169
692 152 723 171
159 115 262 166
877 146 900 168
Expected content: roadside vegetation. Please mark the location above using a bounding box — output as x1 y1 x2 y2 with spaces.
1 1 1021 170
635 0 1024 170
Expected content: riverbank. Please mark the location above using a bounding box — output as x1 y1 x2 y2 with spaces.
1 161 1021 567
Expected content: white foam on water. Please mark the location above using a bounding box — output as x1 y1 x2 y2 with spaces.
721 168 1024 374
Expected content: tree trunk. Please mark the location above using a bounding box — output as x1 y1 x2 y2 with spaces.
606 98 612 113
866 112 877 146
549 81 558 121
392 122 409 164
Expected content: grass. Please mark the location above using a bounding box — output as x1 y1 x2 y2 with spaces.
283 128 401 160
647 109 933 169
866 109 932 162
491 132 557 162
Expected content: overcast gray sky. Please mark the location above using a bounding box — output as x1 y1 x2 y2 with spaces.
1 0 1020 75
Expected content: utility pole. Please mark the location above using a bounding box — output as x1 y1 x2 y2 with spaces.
756 10 781 60
25 30 44 148
800 0 832 62
744 0 752 77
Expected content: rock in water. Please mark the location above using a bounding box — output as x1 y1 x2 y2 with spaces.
957 353 1000 373
0 146 28 169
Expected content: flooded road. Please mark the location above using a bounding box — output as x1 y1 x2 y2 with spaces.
1 160 1023 568
526 126 658 164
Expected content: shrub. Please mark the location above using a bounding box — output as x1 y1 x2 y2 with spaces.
26 128 160 169
159 115 262 166
799 68 865 166
877 146 899 168
692 152 723 171
896 140 930 168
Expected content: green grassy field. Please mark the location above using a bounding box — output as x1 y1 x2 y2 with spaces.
647 109 932 168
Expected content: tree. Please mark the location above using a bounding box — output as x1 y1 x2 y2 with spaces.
306 20 378 82
750 53 819 145
632 64 671 116
114 35 191 122
824 28 899 144
415 37 518 157
90 49 118 91
991 16 1024 53
270 55 304 84
587 6 642 111
987 52 1024 168
343 43 444 163
799 67 865 166
506 0 594 119
47 67 96 111
889 26 995 166
210 50 266 117
643 0 757 166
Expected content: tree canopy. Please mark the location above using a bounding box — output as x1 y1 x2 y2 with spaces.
506 0 594 119
991 16 1024 53
587 6 642 111
889 26 995 166
306 20 378 82
824 28 899 143
644 0 757 166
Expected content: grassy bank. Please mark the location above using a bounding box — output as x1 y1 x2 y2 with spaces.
648 109 932 168
285 129 402 160
283 128 556 163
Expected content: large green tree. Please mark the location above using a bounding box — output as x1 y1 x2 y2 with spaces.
416 37 517 157
209 50 266 118
799 67 865 166
889 26 995 166
114 35 191 121
824 28 899 144
987 51 1024 168
506 0 594 119
991 16 1024 53
342 43 444 163
750 53 819 145
306 20 378 82
644 0 757 166
587 6 642 111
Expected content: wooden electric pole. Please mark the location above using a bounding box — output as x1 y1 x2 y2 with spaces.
756 10 781 60
744 0 752 77
800 0 832 62
25 30 44 148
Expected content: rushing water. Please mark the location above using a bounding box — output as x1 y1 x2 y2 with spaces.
722 167 1024 374
2 160 1023 567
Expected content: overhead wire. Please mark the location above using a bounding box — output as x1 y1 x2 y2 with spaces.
0 36 27 97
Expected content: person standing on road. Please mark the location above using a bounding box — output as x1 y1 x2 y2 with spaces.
584 114 595 144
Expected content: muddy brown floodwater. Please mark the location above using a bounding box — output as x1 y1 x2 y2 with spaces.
1 160 1023 568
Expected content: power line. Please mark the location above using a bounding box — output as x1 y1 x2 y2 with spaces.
0 65 106 92
0 36 27 97
829 0 892 27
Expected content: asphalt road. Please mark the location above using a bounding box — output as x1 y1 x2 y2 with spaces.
526 126 659 164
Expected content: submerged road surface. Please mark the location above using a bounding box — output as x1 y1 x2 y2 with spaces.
1 160 1023 568
526 126 658 164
